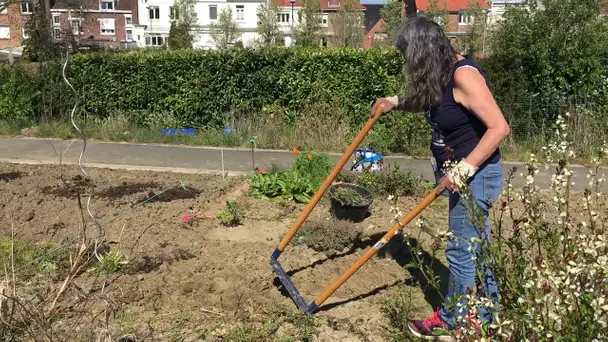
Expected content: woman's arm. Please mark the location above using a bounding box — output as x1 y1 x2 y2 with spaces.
370 95 417 117
453 67 510 168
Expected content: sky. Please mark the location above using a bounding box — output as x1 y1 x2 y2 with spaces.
359 0 388 4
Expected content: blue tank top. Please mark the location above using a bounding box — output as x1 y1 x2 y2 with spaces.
425 57 501 170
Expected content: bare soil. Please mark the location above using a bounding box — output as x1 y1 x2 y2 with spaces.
0 163 450 341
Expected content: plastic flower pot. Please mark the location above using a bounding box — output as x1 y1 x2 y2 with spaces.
223 125 237 136
328 183 373 223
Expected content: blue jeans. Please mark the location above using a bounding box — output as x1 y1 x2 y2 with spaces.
439 161 503 329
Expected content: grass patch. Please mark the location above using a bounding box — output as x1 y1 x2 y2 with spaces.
0 237 69 279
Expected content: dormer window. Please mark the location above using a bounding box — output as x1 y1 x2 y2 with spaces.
100 0 114 10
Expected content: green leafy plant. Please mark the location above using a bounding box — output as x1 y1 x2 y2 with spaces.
291 152 335 190
249 171 314 203
337 164 423 197
217 201 245 227
88 249 129 276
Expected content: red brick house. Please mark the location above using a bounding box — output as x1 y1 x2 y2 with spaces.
50 0 138 50
274 0 366 46
363 0 489 49
0 0 33 49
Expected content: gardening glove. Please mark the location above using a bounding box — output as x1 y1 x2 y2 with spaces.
446 160 478 191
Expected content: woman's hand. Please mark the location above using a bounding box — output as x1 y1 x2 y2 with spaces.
370 97 398 118
436 175 453 195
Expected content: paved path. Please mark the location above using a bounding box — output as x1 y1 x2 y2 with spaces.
0 138 605 191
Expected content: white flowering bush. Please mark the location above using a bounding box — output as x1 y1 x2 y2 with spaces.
387 113 608 341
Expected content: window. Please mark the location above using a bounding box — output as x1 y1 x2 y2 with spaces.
328 0 339 7
209 5 217 20
0 26 9 39
170 6 179 19
318 16 327 26
1 1 8 15
100 0 114 10
458 10 469 25
21 25 30 39
20 1 33 14
100 18 115 35
145 34 164 46
53 28 61 39
126 29 133 41
125 14 132 25
149 6 159 19
53 14 60 25
278 13 289 23
71 18 83 35
236 5 244 21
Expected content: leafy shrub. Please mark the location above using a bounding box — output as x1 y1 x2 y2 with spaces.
291 151 335 190
216 201 245 227
338 164 423 197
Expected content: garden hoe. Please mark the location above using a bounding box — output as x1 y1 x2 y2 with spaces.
270 104 440 313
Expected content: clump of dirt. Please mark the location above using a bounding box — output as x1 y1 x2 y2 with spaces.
0 171 23 182
41 174 94 199
295 217 368 255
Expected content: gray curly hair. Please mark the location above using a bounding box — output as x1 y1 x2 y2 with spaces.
394 16 457 111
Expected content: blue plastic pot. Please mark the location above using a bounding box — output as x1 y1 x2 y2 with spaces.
223 126 236 136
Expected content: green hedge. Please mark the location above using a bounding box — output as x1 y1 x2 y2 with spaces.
0 47 403 128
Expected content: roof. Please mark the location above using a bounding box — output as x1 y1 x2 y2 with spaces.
275 0 365 10
415 0 489 11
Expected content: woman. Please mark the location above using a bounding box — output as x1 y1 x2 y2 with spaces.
371 17 510 340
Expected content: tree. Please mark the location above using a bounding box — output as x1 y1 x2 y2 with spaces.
255 1 283 46
329 0 364 47
293 0 322 46
210 7 241 49
168 0 198 49
379 0 407 44
459 1 486 57
423 0 449 32
484 0 608 137
22 0 59 61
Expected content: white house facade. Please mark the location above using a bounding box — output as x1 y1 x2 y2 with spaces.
487 0 527 24
193 0 265 49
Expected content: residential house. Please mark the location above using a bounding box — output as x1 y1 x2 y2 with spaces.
193 0 265 49
363 0 489 48
50 0 139 49
363 0 415 48
274 0 365 47
486 0 526 24
0 0 33 49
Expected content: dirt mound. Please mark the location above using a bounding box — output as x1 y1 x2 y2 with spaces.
295 217 370 255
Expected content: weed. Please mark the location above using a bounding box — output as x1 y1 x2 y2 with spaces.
338 164 424 197
330 186 370 206
295 217 366 255
88 249 129 276
380 286 417 342
217 201 245 227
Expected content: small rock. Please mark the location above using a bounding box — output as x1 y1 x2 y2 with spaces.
266 237 273 241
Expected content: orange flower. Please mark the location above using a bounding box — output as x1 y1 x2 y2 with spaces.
293 147 301 155
308 154 313 161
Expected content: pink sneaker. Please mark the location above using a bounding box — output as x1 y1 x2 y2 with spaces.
408 310 454 341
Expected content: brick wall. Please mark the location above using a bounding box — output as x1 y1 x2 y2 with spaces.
0 3 29 49
53 11 129 43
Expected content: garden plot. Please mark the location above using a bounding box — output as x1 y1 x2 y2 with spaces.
0 162 447 341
